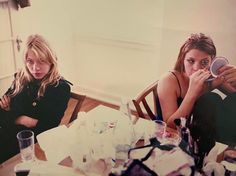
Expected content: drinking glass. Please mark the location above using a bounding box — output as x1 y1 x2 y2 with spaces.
111 99 137 166
119 98 132 119
14 162 32 176
17 130 35 162
112 120 135 164
112 122 133 163
154 120 166 141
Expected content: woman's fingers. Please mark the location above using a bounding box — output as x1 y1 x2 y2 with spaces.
0 100 4 109
189 70 211 95
0 95 10 110
222 82 236 93
194 69 211 82
218 64 234 73
3 95 10 104
0 96 7 108
3 95 10 106
218 65 236 88
218 65 236 78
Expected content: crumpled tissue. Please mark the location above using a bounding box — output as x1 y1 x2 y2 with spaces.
202 142 228 176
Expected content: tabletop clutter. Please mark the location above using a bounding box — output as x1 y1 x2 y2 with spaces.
16 105 235 176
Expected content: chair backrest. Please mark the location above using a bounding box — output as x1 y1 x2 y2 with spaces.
132 81 160 120
60 92 86 125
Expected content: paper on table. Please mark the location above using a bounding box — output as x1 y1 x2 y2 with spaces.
153 148 192 175
133 118 155 140
129 146 154 160
36 106 154 167
85 105 122 123
67 110 117 166
36 125 71 164
204 142 228 164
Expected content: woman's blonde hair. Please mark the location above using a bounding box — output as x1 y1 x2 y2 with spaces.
10 34 61 98
174 33 216 73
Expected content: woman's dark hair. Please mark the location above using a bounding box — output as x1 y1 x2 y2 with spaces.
174 33 216 73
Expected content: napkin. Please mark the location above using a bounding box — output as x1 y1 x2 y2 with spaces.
27 160 79 176
133 117 155 141
35 106 158 171
36 125 71 164
67 109 118 168
85 105 121 124
202 142 227 176
221 160 236 172
153 147 194 175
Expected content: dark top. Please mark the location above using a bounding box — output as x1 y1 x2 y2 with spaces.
170 71 183 105
0 78 71 162
0 78 71 136
156 71 183 121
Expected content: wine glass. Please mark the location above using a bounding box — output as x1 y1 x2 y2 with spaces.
112 98 137 165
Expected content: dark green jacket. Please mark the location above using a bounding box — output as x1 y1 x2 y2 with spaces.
0 78 71 136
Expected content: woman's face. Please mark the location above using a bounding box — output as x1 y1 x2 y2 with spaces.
184 49 212 77
26 49 51 80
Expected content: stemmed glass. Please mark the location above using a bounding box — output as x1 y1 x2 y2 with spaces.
112 99 136 165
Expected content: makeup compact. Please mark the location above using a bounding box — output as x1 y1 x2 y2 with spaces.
206 56 229 82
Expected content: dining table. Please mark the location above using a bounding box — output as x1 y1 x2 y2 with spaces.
0 143 46 176
0 105 228 176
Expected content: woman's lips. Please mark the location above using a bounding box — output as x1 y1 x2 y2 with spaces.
33 73 43 78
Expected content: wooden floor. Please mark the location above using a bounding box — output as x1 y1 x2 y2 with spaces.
60 96 139 125
79 97 120 113
79 97 139 116
60 96 121 125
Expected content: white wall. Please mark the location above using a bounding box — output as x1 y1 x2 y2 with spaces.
4 0 236 104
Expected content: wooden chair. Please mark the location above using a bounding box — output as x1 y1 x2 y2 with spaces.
132 81 161 120
60 92 86 125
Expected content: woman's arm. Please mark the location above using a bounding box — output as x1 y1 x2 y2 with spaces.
158 70 210 128
11 80 70 134
0 95 11 111
15 115 38 128
158 74 196 128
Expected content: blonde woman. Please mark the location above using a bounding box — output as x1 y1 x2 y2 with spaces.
0 34 71 162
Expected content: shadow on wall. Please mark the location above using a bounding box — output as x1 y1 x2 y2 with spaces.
6 0 30 10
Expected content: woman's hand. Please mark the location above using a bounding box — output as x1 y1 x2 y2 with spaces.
188 69 211 97
217 64 236 93
0 95 11 111
15 115 38 128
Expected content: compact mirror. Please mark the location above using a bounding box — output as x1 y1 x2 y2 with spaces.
206 56 229 81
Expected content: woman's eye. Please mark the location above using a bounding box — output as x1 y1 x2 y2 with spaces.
26 59 33 65
39 59 48 65
201 60 209 66
187 59 194 64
